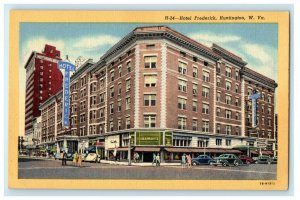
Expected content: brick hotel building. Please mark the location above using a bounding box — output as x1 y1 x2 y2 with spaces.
37 26 277 161
24 45 63 139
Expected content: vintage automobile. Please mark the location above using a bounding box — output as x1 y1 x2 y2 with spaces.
192 155 214 165
238 155 254 165
211 154 243 167
255 156 277 164
54 152 73 161
83 146 101 163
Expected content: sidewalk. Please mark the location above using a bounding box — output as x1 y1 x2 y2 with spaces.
100 160 181 166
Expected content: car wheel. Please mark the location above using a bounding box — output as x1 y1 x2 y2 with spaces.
222 162 227 167
234 160 239 167
268 161 271 165
255 161 258 164
246 160 250 165
209 161 213 166
192 162 197 166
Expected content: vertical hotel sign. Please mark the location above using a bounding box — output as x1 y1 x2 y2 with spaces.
58 61 76 127
249 91 261 128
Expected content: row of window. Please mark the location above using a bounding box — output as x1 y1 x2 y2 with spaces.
178 79 210 97
110 61 132 82
174 138 232 147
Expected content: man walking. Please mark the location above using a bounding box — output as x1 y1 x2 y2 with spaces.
61 151 65 166
63 151 67 166
152 153 156 166
156 154 160 166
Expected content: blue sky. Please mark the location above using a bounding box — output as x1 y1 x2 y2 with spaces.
19 23 278 134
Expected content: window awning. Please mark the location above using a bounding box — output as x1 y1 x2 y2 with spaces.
134 147 160 152
164 147 191 153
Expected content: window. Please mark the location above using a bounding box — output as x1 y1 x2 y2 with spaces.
202 121 209 132
118 83 122 95
203 71 210 82
202 87 210 98
192 119 198 131
202 103 209 114
144 56 157 68
225 67 231 77
225 110 232 119
217 65 221 73
144 94 156 106
217 92 221 101
216 139 222 146
248 88 253 95
110 121 114 132
126 79 131 92
178 97 187 110
235 98 239 106
110 87 114 98
118 120 122 130
225 95 232 104
235 112 240 120
235 70 239 80
192 67 198 78
267 107 272 114
80 88 86 98
217 77 221 86
192 84 198 95
144 74 157 87
144 115 156 128
268 96 272 103
262 93 265 101
216 108 221 116
173 136 191 147
268 119 272 126
192 101 197 112
235 127 240 135
262 117 265 125
110 103 114 114
178 79 187 92
146 44 155 48
178 117 187 129
226 81 231 91
40 72 43 76
80 114 86 123
90 82 97 93
178 61 187 75
216 124 221 133
126 97 131 109
90 110 97 120
100 108 104 118
127 61 131 73
110 71 115 81
90 96 97 106
235 84 239 93
226 139 232 146
118 66 122 77
225 125 232 135
198 139 209 147
100 79 105 89
118 100 122 112
99 93 105 103
180 51 186 57
204 61 209 66
126 117 131 129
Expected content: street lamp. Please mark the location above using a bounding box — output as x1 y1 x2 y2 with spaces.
128 135 132 166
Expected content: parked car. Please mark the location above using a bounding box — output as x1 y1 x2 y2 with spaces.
211 154 243 167
192 155 213 165
239 155 254 165
54 152 73 161
255 156 277 164
83 146 101 163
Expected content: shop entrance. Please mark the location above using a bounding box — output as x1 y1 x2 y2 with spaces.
143 152 155 162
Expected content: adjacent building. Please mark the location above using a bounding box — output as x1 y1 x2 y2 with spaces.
24 44 63 138
38 26 277 162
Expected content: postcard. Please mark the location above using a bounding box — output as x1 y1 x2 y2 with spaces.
8 10 289 190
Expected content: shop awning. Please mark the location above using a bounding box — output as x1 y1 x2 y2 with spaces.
164 148 241 154
134 147 160 152
250 150 273 155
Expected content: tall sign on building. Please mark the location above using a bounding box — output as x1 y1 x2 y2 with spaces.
249 90 261 128
58 60 76 127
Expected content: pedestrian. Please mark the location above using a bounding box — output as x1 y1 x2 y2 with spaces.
187 154 192 168
61 151 64 166
152 153 156 166
181 153 186 168
73 151 77 167
156 154 160 166
63 151 67 166
77 152 82 167
136 153 140 163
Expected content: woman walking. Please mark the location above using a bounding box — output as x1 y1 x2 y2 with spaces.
181 154 186 168
77 152 82 167
187 154 192 168
73 151 77 167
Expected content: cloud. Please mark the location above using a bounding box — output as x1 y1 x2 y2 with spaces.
188 32 241 46
72 35 120 50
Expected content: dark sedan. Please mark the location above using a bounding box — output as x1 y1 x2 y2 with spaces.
192 155 213 165
211 154 243 167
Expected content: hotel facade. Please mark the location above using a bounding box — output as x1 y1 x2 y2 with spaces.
36 26 277 162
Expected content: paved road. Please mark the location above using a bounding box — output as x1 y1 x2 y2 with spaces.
18 157 277 180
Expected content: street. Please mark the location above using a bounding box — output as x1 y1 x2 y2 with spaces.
18 157 277 180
